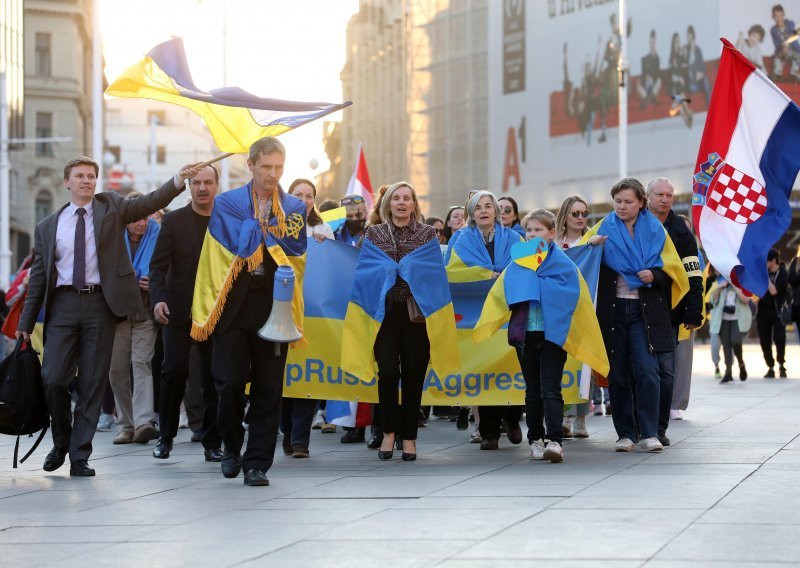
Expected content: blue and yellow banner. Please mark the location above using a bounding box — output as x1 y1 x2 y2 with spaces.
191 183 307 341
283 238 604 405
106 37 352 154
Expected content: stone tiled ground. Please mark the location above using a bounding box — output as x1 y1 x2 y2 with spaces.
1 342 799 567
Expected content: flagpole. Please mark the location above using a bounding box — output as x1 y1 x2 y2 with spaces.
198 153 234 168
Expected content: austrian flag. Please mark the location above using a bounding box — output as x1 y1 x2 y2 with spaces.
692 38 800 296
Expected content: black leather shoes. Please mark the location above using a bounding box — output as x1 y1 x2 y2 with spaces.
243 469 269 486
153 438 173 459
69 460 96 477
657 435 671 447
204 448 223 462
377 450 393 460
340 427 365 443
480 438 499 450
221 452 242 478
43 447 67 472
507 422 523 445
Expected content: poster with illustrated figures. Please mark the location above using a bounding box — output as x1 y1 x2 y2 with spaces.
488 0 800 210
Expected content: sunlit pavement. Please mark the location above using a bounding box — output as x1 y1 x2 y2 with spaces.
1 341 799 567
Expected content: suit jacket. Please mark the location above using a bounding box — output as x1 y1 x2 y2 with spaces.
149 204 207 328
18 178 185 332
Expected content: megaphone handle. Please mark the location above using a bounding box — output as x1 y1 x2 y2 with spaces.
274 343 281 357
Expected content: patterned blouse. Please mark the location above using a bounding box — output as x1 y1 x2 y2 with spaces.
364 218 436 303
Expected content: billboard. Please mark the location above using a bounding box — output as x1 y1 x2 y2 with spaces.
488 0 800 210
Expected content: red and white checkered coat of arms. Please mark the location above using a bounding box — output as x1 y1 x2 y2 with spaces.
705 163 767 224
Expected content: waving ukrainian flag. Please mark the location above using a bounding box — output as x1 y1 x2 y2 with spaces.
190 183 307 341
474 240 610 377
445 224 524 282
341 238 459 382
106 38 351 153
579 210 689 308
320 206 346 233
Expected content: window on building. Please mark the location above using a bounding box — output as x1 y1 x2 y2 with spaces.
35 191 53 223
35 33 51 76
147 110 166 125
148 145 167 164
35 112 53 156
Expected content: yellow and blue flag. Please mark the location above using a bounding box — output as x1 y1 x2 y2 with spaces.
579 210 689 308
320 206 346 233
474 241 610 378
190 183 307 341
341 238 460 382
106 38 352 153
445 224 524 282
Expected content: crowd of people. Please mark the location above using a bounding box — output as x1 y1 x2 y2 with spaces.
5 136 798 486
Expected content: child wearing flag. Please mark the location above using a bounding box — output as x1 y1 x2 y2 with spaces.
473 210 609 463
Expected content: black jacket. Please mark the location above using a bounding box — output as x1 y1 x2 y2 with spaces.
149 204 208 328
789 257 800 308
661 210 704 327
596 264 676 354
758 264 789 314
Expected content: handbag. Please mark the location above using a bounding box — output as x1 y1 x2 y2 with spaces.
778 300 792 326
387 224 426 324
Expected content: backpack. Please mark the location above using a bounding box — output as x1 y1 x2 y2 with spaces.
0 337 49 467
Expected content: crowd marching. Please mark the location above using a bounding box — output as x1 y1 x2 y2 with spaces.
5 136 798 486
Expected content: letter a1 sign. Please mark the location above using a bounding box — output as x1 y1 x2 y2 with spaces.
503 126 521 193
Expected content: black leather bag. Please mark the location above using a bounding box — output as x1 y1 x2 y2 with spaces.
0 337 49 467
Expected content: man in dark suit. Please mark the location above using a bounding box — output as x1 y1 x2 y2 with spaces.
17 156 199 476
150 165 222 461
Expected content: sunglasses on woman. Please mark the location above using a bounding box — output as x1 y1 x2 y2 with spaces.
570 211 589 218
341 196 365 206
500 206 514 214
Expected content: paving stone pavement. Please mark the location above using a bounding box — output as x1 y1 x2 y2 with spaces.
1 342 799 568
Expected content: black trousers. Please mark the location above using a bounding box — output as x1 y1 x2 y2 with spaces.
517 332 567 444
212 320 287 473
41 288 118 462
158 324 220 449
374 301 430 441
757 308 786 369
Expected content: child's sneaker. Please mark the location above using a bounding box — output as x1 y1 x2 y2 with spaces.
543 440 564 463
529 439 545 460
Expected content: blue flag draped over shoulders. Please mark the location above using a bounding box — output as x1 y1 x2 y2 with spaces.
125 218 160 278
445 224 523 282
595 209 666 290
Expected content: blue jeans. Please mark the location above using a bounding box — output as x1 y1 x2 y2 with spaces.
608 299 661 440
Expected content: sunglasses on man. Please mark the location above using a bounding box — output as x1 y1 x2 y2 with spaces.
570 210 589 218
341 195 365 206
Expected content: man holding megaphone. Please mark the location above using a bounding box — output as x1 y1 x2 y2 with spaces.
189 137 307 487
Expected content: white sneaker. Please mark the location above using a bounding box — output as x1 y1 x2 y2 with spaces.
543 440 564 463
640 437 664 452
469 425 482 444
178 412 189 429
311 410 324 430
669 409 684 420
562 417 574 438
529 439 545 460
97 413 115 432
615 438 636 452
572 415 589 438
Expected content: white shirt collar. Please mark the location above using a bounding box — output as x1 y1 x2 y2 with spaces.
66 200 94 216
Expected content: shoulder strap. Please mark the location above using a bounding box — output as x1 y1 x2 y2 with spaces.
15 425 49 469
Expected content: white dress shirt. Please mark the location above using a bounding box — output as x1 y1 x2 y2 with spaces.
55 201 101 287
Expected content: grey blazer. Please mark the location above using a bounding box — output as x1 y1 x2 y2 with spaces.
18 178 185 332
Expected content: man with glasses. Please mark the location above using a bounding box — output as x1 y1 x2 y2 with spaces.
335 195 368 246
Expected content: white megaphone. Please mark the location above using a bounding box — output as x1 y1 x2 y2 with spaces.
258 265 302 350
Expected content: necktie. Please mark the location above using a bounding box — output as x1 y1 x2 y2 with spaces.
73 207 86 291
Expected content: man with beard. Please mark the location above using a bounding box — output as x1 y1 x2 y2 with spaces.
334 195 367 246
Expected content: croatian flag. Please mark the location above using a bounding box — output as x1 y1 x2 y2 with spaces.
346 143 374 211
692 39 800 296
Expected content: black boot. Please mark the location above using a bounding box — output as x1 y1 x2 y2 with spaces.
367 426 384 449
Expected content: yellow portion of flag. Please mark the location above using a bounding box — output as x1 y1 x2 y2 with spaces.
445 248 495 283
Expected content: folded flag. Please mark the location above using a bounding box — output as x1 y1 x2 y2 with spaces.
125 218 160 278
320 206 346 233
191 183 307 341
691 39 800 296
445 224 524 283
341 238 459 382
474 241 610 377
581 210 689 308
106 37 352 153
